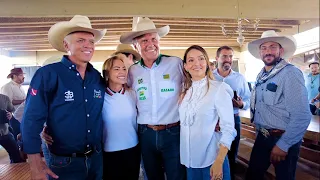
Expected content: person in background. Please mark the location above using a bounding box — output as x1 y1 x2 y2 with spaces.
213 46 251 180
112 44 141 69
179 45 236 180
305 61 320 114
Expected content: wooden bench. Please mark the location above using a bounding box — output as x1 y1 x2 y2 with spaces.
238 116 320 180
0 163 31 180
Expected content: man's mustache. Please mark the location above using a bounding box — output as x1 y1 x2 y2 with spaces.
263 54 276 59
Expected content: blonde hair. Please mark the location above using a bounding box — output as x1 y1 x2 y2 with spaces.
102 55 128 90
180 45 214 102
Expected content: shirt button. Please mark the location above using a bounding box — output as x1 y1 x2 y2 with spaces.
69 67 71 69
88 130 90 133
72 65 75 67
85 99 88 102
87 144 90 148
87 114 90 117
84 87 86 89
77 73 79 76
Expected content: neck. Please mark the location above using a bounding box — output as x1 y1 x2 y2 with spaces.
264 65 273 72
192 75 206 81
143 58 156 68
217 68 231 77
108 81 123 92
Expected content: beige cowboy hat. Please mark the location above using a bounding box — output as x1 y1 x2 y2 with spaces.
120 17 170 44
113 44 141 61
42 56 62 66
48 15 107 52
248 30 297 59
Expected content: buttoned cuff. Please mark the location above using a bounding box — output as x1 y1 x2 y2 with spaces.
276 139 290 152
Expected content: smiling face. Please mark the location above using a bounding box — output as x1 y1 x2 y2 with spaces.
63 32 95 64
184 49 208 80
259 41 284 66
216 49 234 71
134 33 160 62
103 56 127 86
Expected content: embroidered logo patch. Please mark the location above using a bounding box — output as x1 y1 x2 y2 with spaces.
163 74 170 79
93 89 102 98
64 90 74 101
30 88 37 96
138 78 143 84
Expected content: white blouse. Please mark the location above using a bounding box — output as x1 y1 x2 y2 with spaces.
179 77 236 168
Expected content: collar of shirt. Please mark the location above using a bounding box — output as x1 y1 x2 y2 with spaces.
139 54 164 68
60 55 94 72
11 80 21 87
213 69 235 80
105 87 125 96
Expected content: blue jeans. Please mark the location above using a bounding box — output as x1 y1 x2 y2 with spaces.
41 140 50 165
246 131 301 180
227 115 241 180
48 148 103 180
186 156 230 180
0 132 24 163
138 124 186 180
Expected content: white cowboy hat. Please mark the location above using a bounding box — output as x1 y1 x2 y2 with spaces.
42 56 62 66
120 17 170 44
113 44 141 61
248 30 297 59
48 15 107 52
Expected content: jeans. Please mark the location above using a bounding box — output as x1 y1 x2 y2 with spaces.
246 131 301 180
186 156 230 180
0 132 24 163
48 148 103 180
41 140 50 165
138 124 186 180
227 115 241 180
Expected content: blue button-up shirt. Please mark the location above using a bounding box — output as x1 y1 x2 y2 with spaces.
22 56 105 154
253 65 311 152
213 69 251 115
305 73 320 102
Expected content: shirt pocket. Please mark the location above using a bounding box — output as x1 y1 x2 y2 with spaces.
159 81 176 99
263 90 277 105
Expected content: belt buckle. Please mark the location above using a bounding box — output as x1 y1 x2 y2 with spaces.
84 149 93 156
260 128 270 138
152 126 159 131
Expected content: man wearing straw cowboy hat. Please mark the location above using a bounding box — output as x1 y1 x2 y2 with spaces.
112 43 141 69
120 17 186 180
246 30 310 180
21 15 106 180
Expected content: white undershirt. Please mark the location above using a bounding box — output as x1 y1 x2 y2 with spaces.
102 88 138 152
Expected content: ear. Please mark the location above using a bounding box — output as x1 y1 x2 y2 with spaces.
183 63 188 72
63 40 69 52
279 47 284 57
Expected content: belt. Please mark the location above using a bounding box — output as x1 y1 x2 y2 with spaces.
234 113 239 117
50 147 96 158
146 122 180 131
259 128 285 138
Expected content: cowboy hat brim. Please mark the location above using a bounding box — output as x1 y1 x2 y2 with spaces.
7 72 25 79
114 49 141 61
248 36 297 59
48 22 107 52
120 25 170 44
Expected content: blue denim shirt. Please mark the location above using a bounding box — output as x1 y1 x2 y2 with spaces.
22 56 105 154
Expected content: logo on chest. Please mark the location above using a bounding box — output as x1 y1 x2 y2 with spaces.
93 89 102 98
65 90 74 101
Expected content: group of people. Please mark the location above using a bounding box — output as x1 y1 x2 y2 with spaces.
305 61 320 115
10 15 310 180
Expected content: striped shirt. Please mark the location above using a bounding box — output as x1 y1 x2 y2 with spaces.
128 54 184 125
253 65 311 152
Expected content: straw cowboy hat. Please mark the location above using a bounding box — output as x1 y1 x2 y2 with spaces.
120 17 170 44
113 44 141 61
7 68 24 79
42 56 62 66
48 15 107 52
248 30 297 59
